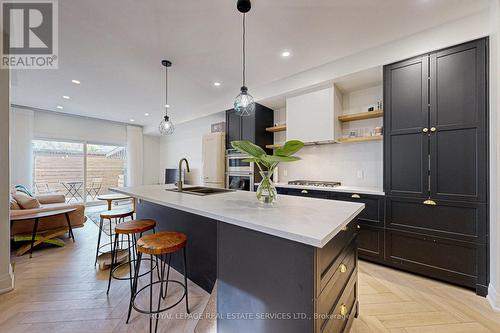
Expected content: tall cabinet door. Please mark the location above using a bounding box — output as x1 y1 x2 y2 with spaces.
226 110 241 149
429 39 487 202
384 56 429 198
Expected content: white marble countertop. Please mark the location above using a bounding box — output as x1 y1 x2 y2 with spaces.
110 185 364 248
268 183 385 196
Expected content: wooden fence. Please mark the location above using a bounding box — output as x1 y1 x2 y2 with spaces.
33 154 125 199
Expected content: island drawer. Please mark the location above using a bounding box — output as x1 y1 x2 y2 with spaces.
316 219 357 282
319 271 358 333
286 188 330 199
331 192 384 226
385 197 487 243
317 240 356 329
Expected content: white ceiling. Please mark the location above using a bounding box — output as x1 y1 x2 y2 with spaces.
11 0 490 133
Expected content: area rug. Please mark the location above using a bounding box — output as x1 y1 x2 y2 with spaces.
86 204 133 236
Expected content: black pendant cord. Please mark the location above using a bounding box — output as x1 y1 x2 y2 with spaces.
165 65 168 118
242 13 246 88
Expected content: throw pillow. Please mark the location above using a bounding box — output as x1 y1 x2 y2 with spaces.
9 195 20 210
13 192 41 209
15 184 34 197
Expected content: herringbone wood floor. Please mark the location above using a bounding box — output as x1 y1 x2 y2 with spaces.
1 220 499 333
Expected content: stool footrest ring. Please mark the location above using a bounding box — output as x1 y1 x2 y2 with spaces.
131 280 187 315
111 258 157 281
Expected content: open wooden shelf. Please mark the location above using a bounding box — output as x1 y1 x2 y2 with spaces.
265 124 287 133
338 110 383 122
337 135 383 143
265 144 283 149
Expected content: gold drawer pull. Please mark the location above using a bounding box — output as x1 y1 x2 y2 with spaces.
422 127 429 133
339 263 347 273
430 127 437 132
423 199 437 205
351 194 361 199
341 225 348 231
301 190 308 194
339 304 348 316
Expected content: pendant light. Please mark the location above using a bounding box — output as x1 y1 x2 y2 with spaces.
159 60 175 135
234 0 255 116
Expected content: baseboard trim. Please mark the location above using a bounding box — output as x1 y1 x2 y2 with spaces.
0 264 14 294
487 283 500 312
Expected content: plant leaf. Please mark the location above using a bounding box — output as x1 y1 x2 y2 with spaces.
274 140 304 157
231 140 266 158
242 158 258 163
263 155 301 163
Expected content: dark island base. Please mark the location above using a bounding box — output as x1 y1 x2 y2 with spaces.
136 200 359 333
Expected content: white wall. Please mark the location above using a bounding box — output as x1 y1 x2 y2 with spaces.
143 135 161 185
10 108 34 188
277 85 383 188
126 125 144 186
488 0 500 311
160 112 225 185
0 56 14 294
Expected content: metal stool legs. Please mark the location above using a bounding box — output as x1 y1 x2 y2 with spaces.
130 250 190 333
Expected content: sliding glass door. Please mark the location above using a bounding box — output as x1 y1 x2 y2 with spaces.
32 139 126 205
32 140 85 203
85 143 127 204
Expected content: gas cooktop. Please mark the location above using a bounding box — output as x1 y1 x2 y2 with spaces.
287 180 341 188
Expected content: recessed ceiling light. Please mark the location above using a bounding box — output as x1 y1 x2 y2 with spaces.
144 113 150 116
164 104 170 108
129 118 135 122
56 105 64 109
71 79 81 84
214 82 221 87
281 51 291 58
62 95 70 99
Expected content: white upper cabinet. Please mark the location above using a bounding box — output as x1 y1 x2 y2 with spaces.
286 86 341 143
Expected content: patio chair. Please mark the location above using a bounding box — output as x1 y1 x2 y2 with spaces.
34 182 59 194
86 178 103 200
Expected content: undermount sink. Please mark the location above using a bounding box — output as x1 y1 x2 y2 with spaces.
166 186 235 196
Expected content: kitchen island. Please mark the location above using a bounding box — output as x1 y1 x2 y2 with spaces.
111 184 364 333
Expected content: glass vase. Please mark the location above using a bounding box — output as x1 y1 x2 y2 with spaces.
256 170 277 205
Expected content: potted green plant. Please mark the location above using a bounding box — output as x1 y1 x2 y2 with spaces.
231 140 304 204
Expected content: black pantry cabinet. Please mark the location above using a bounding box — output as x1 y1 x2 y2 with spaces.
225 103 274 150
383 38 488 295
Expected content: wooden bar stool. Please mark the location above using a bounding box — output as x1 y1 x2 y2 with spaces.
131 232 190 333
107 219 157 323
94 208 134 266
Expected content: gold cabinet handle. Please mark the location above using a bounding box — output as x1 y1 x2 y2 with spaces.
430 127 437 132
301 190 308 194
351 194 361 199
422 127 429 133
339 304 348 316
423 199 437 205
339 263 347 273
341 225 348 231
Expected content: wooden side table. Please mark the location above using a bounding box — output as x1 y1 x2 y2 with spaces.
10 208 76 258
97 193 135 211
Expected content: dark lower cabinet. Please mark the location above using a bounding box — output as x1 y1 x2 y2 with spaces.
385 197 487 243
277 184 488 296
385 229 488 295
357 225 384 261
286 188 330 199
331 192 384 227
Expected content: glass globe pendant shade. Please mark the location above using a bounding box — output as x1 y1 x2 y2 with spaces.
159 115 175 135
234 86 255 116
